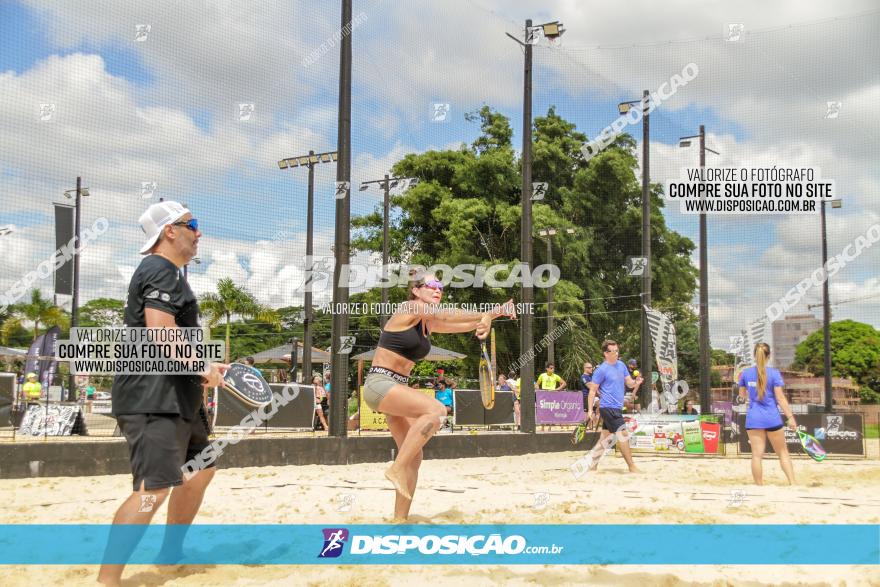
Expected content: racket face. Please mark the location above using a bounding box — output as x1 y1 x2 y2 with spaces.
479 362 494 409
223 363 272 406
798 430 827 462
490 328 496 374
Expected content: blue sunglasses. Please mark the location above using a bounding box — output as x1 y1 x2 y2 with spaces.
172 218 199 232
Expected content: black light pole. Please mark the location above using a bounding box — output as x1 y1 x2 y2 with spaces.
506 19 563 433
330 0 352 437
304 153 315 384
698 126 709 411
359 176 419 327
820 199 841 412
679 126 718 411
278 150 338 385
64 177 88 401
619 91 652 407
381 175 390 327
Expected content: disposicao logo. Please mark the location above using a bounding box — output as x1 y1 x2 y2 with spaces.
319 528 349 558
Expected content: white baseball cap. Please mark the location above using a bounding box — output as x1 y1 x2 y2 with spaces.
138 201 191 254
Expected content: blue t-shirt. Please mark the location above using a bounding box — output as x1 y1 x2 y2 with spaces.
435 388 453 407
738 366 785 429
591 360 628 409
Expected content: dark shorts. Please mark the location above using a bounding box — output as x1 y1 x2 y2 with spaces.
747 424 783 432
599 407 625 433
117 409 213 491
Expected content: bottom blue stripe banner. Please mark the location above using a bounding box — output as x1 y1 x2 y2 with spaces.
0 525 876 565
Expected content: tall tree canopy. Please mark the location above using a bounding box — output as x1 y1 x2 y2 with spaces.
352 106 698 383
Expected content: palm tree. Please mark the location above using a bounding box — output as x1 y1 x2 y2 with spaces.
1 289 71 344
199 278 281 362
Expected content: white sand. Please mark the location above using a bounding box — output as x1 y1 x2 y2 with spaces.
1 448 878 586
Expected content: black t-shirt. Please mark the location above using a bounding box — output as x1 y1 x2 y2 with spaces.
111 255 203 420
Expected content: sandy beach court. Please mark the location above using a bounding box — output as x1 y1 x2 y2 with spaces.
1 449 878 585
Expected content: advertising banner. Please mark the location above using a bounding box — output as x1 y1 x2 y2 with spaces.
644 306 679 406
535 391 583 424
700 420 721 453
360 387 434 431
627 414 722 454
18 404 82 436
736 413 864 456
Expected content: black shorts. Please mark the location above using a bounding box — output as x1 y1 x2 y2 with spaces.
599 407 625 433
117 410 214 491
747 424 783 432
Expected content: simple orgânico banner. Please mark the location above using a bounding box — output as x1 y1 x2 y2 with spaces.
535 391 583 424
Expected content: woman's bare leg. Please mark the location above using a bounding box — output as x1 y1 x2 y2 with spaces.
378 385 446 500
767 428 796 485
387 415 423 520
315 408 328 430
747 430 767 485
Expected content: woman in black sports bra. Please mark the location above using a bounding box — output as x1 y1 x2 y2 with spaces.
364 271 514 520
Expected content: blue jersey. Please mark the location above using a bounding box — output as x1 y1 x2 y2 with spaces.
435 388 453 407
738 366 785 429
592 360 629 409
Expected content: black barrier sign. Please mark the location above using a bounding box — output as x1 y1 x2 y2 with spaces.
737 413 864 456
453 389 515 426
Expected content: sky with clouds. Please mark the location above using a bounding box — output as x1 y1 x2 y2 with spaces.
0 0 878 350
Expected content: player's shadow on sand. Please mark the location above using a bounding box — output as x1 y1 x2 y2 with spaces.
403 508 467 524
124 564 218 586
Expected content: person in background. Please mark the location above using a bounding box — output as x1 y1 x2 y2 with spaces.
312 375 329 431
738 342 796 486
434 380 453 428
244 356 263 379
623 359 642 412
497 373 511 391
577 362 599 428
536 362 566 390
681 399 699 415
23 372 41 403
507 372 521 425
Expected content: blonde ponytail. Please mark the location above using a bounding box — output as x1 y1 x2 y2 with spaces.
755 343 771 400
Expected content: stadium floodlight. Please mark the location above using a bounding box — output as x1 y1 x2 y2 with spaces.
276 149 338 385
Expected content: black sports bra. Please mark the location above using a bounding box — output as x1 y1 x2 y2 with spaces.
377 320 431 362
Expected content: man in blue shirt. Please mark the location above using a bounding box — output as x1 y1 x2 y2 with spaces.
435 381 453 429
586 340 644 473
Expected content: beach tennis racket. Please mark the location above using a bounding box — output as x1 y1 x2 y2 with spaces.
223 363 272 407
490 328 497 381
797 429 827 462
570 422 587 445
479 332 495 409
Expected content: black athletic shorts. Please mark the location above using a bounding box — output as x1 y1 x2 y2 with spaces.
599 407 626 433
117 409 214 491
747 424 783 432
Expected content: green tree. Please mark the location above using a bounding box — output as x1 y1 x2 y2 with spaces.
792 320 880 401
1 290 70 344
352 105 698 384
80 298 125 327
199 278 282 362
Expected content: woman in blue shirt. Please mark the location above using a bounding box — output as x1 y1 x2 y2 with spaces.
737 343 797 485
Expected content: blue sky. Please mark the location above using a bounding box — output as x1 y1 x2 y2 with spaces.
1 0 878 348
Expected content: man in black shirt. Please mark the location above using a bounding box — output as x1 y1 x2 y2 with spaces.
99 201 227 586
